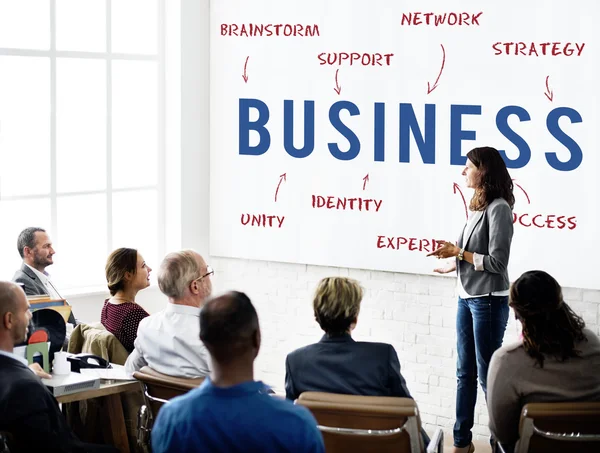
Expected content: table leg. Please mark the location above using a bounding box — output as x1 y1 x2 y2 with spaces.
102 394 130 453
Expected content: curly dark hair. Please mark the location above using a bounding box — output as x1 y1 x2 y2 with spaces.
510 270 587 368
467 147 515 211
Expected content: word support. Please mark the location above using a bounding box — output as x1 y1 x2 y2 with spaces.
318 52 394 66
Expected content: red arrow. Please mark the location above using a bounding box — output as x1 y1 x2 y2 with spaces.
242 56 249 83
362 173 369 190
427 44 446 94
274 173 286 202
544 75 553 102
512 179 531 204
333 69 341 95
453 182 468 221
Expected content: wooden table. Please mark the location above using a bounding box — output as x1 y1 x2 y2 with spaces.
57 380 140 453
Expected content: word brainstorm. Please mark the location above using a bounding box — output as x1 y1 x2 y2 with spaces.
238 99 584 171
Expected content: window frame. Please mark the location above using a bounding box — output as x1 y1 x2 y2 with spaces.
0 0 167 292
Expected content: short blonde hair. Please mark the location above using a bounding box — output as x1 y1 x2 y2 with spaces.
158 250 202 299
313 277 363 335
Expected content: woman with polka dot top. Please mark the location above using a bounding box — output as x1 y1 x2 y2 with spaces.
101 248 151 353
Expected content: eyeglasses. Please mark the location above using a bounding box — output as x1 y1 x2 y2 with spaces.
193 265 214 283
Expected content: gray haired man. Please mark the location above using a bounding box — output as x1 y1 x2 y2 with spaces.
125 250 213 378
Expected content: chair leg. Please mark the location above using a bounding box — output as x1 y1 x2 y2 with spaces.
136 405 152 453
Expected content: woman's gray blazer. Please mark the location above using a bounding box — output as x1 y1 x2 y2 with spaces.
457 197 513 295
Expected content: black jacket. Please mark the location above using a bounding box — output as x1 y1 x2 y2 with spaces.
0 354 84 452
12 263 48 296
285 333 412 401
285 334 430 446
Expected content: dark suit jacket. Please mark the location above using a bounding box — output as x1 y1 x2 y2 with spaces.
13 263 48 296
12 263 76 325
285 334 430 446
0 354 84 452
285 333 412 401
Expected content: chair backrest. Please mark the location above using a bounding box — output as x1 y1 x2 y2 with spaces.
133 366 204 418
517 402 600 453
296 392 423 453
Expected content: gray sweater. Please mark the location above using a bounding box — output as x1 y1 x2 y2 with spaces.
487 328 600 448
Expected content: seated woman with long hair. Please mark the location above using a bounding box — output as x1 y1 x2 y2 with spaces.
487 270 600 451
100 248 152 353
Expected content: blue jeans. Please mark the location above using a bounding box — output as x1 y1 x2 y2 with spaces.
454 296 509 448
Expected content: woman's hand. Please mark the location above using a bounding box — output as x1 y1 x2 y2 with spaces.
427 241 460 259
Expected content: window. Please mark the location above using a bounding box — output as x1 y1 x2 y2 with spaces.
0 0 166 292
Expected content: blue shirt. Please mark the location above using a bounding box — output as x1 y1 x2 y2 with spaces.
152 378 325 453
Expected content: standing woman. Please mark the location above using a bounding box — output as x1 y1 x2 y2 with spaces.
427 146 514 453
101 248 152 353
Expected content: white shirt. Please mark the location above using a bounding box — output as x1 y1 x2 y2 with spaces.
125 303 211 378
0 349 29 366
25 264 62 300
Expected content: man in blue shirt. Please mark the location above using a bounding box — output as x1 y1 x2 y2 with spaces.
151 291 325 453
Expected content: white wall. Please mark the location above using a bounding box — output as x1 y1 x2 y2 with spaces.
182 0 600 441
180 0 210 254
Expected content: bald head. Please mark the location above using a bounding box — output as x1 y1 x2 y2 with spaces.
0 281 31 348
200 291 260 364
0 282 23 317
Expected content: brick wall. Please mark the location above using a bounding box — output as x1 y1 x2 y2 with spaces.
210 256 600 441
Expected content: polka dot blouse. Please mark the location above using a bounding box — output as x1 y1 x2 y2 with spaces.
100 299 150 353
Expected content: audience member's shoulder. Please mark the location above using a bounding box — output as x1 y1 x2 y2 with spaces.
287 342 318 360
355 339 395 352
493 338 525 361
9 371 53 405
583 328 600 342
582 328 600 349
157 385 205 417
123 303 149 319
0 358 37 379
268 393 318 424
137 309 157 329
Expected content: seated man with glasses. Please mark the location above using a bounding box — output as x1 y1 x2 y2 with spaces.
125 250 214 378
